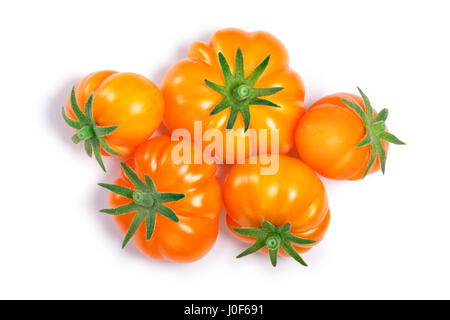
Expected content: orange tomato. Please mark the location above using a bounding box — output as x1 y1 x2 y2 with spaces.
63 71 164 171
99 136 222 263
162 28 305 163
295 88 405 180
224 155 330 267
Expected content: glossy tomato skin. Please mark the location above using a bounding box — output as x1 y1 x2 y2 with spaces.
108 136 222 263
162 28 305 163
66 71 164 157
295 93 389 180
224 155 330 256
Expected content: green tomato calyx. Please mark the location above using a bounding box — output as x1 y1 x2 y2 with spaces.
341 87 406 177
233 220 316 267
98 162 185 248
62 86 121 172
205 48 284 132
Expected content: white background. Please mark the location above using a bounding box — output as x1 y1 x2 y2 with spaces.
1 0 449 299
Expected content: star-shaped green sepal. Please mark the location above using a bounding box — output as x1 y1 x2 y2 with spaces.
341 87 406 177
62 86 121 171
98 162 185 248
205 48 283 132
233 221 316 267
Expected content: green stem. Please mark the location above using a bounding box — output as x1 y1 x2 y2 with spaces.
72 126 94 144
132 190 155 207
266 235 281 250
234 84 251 101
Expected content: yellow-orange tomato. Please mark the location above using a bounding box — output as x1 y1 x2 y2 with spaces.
295 89 405 180
224 155 330 267
63 70 164 171
100 136 222 263
162 28 305 163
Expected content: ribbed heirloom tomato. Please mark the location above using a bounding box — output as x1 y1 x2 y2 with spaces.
295 88 405 180
98 136 222 263
224 155 330 267
162 28 305 163
62 70 164 171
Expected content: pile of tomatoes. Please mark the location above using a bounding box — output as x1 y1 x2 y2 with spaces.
63 28 404 266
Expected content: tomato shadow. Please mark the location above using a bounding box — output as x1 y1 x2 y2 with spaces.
215 164 234 241
305 86 330 109
88 163 154 264
149 45 187 86
89 159 174 267
86 137 172 268
45 76 84 151
213 163 273 267
44 77 144 263
148 31 211 86
88 126 221 269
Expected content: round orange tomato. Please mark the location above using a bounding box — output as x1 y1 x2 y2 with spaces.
224 155 330 267
99 136 222 263
62 70 164 171
162 28 305 163
295 88 405 180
